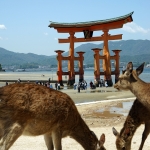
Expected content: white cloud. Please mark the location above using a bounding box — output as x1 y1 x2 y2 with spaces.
44 32 48 36
0 25 6 29
123 22 150 33
54 37 58 40
0 37 2 40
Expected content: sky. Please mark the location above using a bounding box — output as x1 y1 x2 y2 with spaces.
1 0 150 56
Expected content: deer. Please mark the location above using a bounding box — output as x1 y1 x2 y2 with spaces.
113 61 150 110
112 98 150 150
113 61 150 149
0 83 106 150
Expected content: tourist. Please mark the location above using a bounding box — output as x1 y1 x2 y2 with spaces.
77 83 80 93
90 81 93 89
105 81 108 88
55 82 58 90
73 83 77 90
50 83 53 89
84 81 87 90
57 83 60 90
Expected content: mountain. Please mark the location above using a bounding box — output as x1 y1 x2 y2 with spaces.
65 39 150 64
0 47 56 66
1 39 150 66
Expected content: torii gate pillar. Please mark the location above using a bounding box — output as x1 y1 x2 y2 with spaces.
68 32 75 85
76 51 85 82
92 48 103 81
103 29 113 86
55 50 64 86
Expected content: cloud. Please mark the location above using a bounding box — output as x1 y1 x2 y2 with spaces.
123 22 150 33
0 25 6 29
0 37 2 40
54 37 58 40
44 32 48 36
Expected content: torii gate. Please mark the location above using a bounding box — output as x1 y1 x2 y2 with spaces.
49 12 133 86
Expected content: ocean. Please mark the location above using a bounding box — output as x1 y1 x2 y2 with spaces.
1 67 150 84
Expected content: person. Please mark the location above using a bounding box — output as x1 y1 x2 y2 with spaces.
105 81 108 88
17 78 21 83
90 81 93 89
77 83 80 93
57 83 60 90
55 82 58 90
50 83 53 89
73 83 77 90
48 78 51 83
47 82 50 88
84 81 87 90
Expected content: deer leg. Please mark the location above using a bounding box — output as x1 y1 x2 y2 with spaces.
138 122 150 150
51 129 62 150
44 133 54 150
0 122 25 150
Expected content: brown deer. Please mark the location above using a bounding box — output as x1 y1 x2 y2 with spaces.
114 61 150 110
0 83 106 150
112 99 150 150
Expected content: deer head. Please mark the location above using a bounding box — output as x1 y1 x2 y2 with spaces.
114 62 145 91
112 127 132 150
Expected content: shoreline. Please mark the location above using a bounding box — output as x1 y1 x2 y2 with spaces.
75 97 135 106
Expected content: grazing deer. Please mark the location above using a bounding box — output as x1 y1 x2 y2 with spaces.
0 83 106 150
113 99 150 150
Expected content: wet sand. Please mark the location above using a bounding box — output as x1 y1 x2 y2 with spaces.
0 73 150 149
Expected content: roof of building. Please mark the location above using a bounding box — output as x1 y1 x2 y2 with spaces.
49 12 134 28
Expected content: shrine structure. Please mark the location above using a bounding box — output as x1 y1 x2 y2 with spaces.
49 12 133 86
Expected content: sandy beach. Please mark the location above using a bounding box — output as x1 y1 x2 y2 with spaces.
0 73 150 149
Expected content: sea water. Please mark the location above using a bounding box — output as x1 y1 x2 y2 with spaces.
2 67 150 84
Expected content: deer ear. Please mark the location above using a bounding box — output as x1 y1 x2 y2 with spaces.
99 133 105 146
112 127 119 136
126 62 133 72
136 62 145 76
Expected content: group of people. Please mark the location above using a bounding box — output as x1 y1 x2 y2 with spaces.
5 78 108 91
5 78 62 91
36 81 61 90
90 79 108 89
54 82 60 90
73 80 88 93
74 79 108 93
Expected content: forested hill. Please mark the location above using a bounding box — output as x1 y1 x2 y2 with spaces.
1 39 150 66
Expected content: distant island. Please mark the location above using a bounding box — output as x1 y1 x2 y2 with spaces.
0 40 150 70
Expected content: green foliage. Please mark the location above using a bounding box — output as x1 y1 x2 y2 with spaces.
19 63 39 69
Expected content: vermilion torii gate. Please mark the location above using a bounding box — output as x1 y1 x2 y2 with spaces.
49 12 133 86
